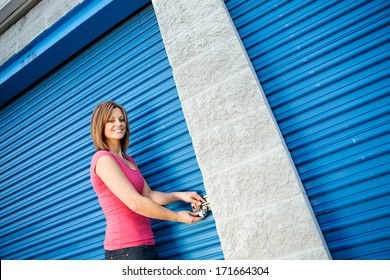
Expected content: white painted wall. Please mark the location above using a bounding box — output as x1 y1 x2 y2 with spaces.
0 0 82 65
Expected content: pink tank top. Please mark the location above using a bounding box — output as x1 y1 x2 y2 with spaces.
90 150 155 250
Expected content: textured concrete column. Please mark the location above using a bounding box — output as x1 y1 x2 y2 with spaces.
152 0 330 259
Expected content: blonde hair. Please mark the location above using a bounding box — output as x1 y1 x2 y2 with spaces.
90 100 129 153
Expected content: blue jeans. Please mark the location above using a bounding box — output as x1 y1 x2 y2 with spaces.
105 245 158 260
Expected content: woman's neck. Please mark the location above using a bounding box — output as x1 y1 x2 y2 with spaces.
107 141 122 157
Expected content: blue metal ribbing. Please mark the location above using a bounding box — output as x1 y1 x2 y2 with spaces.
0 0 151 106
0 4 223 260
225 0 390 259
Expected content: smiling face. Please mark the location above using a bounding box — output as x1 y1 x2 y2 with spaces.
104 107 126 144
91 101 130 153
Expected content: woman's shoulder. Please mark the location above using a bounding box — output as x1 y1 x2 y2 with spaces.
91 150 115 164
93 150 113 158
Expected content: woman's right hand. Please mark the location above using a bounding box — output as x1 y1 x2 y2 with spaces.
177 211 203 224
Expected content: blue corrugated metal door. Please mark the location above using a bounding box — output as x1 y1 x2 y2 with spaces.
0 4 223 260
225 0 390 259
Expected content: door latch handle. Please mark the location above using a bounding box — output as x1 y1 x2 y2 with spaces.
192 195 211 218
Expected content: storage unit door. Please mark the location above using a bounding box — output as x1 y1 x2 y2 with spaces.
225 0 390 259
0 4 223 260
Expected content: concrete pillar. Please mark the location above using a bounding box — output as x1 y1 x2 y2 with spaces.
152 0 330 259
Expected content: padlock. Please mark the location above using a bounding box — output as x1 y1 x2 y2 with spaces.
192 195 211 218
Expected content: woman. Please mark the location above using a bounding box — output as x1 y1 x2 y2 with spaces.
90 100 204 260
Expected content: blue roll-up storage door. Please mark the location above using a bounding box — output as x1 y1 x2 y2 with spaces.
225 0 390 259
0 4 223 260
